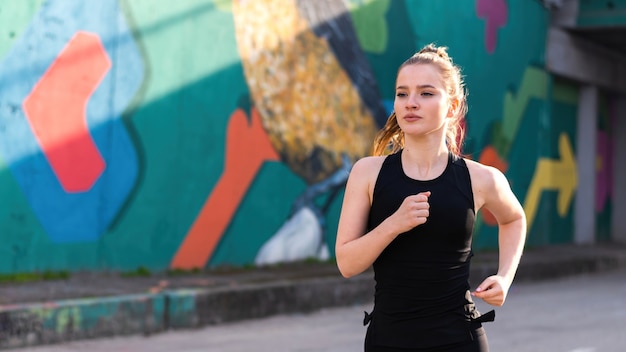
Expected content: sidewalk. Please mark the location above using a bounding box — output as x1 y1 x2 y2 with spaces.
1 243 625 349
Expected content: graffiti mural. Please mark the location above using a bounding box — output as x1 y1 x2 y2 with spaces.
0 0 142 243
0 0 616 274
230 0 386 266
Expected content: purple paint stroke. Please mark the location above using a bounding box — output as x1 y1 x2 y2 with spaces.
595 102 616 212
476 0 508 53
595 130 611 211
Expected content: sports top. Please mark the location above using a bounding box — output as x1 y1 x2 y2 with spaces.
364 150 493 349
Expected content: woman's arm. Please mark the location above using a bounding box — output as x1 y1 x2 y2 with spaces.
467 160 527 306
335 157 430 278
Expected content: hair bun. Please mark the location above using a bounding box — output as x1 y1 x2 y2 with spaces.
417 43 451 61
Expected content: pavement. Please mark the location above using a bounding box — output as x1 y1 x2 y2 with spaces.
0 242 625 350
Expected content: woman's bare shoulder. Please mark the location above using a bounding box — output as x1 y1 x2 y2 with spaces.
463 157 503 184
463 157 515 208
464 157 504 194
354 155 387 168
344 155 387 204
462 157 524 222
351 155 387 175
348 155 388 188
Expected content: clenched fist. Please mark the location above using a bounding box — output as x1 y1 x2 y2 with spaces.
391 191 431 234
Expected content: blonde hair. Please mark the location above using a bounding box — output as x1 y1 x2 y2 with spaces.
372 44 468 156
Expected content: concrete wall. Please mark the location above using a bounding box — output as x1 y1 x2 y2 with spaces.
0 0 617 274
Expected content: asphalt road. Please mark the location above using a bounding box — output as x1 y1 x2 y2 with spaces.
18 267 626 352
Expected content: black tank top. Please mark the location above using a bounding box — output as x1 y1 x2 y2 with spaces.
366 150 486 349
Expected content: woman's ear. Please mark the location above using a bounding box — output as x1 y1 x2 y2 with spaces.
447 99 458 118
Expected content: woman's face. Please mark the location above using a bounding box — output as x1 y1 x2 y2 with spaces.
393 63 453 138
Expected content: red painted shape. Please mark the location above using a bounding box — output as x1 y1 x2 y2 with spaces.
171 108 279 270
477 145 509 226
23 31 110 193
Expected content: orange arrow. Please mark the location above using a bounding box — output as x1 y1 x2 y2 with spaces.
170 108 279 270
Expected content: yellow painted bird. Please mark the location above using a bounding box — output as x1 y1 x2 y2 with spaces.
232 0 387 183
232 0 388 264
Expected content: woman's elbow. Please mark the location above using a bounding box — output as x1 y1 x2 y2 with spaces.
337 262 357 278
335 251 359 278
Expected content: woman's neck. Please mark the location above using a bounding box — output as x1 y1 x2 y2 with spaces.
401 139 449 179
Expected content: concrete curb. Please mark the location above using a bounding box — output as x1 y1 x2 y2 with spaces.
0 276 374 349
167 276 373 329
0 293 165 349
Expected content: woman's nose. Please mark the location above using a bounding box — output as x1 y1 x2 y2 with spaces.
406 94 419 109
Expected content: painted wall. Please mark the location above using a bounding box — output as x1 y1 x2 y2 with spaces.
578 0 626 26
0 0 615 274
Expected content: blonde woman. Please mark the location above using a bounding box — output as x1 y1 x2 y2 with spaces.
335 44 526 351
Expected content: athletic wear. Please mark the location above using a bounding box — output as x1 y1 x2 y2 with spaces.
364 150 493 350
365 324 489 352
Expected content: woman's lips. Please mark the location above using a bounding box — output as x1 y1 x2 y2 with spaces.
404 113 422 121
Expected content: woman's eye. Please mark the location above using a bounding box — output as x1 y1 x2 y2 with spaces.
396 92 407 97
421 92 433 96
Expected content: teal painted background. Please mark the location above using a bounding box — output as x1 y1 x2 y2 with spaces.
578 0 626 26
0 0 616 273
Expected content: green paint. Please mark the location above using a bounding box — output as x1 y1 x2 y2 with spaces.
123 0 241 105
364 0 417 104
210 162 307 266
347 0 390 53
580 0 626 11
212 0 232 12
578 0 626 26
405 0 478 49
28 307 56 329
55 307 81 334
0 0 592 272
0 0 44 58
323 188 344 258
393 19 570 248
507 98 575 246
81 302 121 329
598 94 611 131
483 67 550 178
402 0 549 162
28 305 82 333
105 0 248 270
0 168 51 273
167 291 198 328
552 79 579 105
502 67 548 147
0 0 44 179
527 192 574 246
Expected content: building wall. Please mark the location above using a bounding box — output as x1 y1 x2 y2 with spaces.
0 0 614 273
578 0 626 26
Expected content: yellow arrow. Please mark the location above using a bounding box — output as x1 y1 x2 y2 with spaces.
523 133 577 229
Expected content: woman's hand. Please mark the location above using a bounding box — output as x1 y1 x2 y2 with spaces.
390 191 431 234
472 275 511 306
